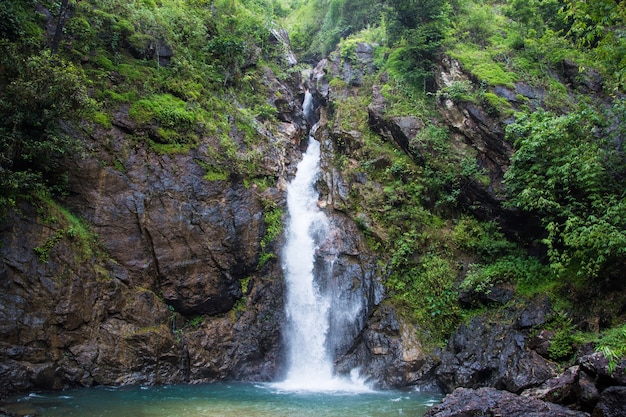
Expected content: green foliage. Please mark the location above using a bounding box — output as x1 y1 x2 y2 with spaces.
283 0 384 59
548 327 575 362
562 0 626 88
383 0 447 91
186 315 204 328
32 195 99 263
0 43 95 213
0 0 44 43
481 92 514 116
596 324 626 372
259 201 283 267
437 80 474 103
130 94 197 129
504 0 567 37
34 230 65 263
129 93 205 145
504 105 626 281
387 251 460 344
460 255 550 297
449 45 518 88
453 218 517 260
449 0 499 45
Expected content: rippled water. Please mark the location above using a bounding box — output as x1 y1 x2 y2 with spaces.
2 382 442 417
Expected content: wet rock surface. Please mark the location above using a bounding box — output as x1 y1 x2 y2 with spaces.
424 387 589 417
435 303 557 394
0 51 304 394
591 386 626 417
335 305 438 389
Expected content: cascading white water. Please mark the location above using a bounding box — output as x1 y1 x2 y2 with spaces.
275 91 370 393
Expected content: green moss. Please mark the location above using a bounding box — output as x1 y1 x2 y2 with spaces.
92 111 112 128
204 170 229 182
92 53 115 71
482 92 514 116
33 196 100 263
149 141 193 154
449 44 518 88
129 94 196 128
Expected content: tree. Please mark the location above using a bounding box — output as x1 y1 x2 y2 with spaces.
504 105 626 280
563 0 626 87
384 0 449 91
0 42 94 212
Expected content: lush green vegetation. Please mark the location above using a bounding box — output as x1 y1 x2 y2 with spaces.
0 0 293 216
292 0 625 351
279 0 384 60
0 41 95 213
1 0 624 359
505 106 626 280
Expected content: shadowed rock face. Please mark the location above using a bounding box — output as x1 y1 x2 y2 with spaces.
65 149 263 316
435 306 558 394
0 58 305 394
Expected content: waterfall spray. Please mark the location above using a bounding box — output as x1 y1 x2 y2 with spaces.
275 91 370 392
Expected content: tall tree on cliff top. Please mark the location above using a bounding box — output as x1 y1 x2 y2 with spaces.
0 1 94 213
385 0 449 91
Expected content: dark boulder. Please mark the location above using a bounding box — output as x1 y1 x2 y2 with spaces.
436 306 557 393
522 365 580 406
578 352 626 387
424 387 589 417
592 386 626 417
578 370 600 408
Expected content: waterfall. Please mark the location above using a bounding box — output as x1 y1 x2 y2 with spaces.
275 91 370 392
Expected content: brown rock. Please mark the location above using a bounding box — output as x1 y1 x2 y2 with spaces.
522 365 580 405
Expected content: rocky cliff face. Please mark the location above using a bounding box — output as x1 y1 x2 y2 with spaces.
0 59 306 393
1 26 623 417
0 35 394 395
305 46 442 388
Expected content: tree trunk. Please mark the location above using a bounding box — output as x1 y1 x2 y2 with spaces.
51 0 70 53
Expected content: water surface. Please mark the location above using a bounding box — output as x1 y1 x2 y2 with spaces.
2 382 442 417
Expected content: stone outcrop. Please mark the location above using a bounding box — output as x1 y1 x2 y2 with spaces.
368 83 425 164
434 55 545 242
592 386 626 417
425 387 589 417
335 305 438 389
521 358 626 415
435 301 558 394
306 43 441 388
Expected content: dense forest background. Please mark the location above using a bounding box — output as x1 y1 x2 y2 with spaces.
1 0 625 368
